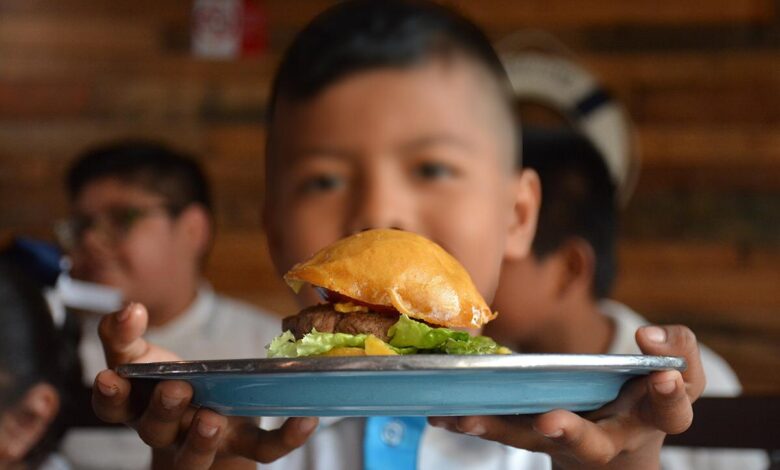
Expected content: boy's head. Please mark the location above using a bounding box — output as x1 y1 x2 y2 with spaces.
486 127 618 343
62 140 213 312
262 0 540 306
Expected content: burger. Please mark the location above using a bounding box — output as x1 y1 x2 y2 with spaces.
267 229 510 357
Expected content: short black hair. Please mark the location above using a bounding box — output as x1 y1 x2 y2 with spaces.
66 140 212 213
521 127 618 299
268 0 511 116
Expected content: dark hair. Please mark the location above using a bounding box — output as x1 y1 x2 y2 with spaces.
66 140 212 214
265 0 516 184
269 0 511 114
521 127 618 299
0 259 82 464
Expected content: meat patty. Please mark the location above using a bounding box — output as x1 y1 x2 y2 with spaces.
282 304 399 342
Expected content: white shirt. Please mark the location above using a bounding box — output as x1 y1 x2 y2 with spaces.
260 417 552 470
600 299 769 470
61 285 281 470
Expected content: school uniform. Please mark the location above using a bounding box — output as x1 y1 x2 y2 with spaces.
260 416 552 470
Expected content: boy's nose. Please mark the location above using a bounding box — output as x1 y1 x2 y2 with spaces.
348 173 413 234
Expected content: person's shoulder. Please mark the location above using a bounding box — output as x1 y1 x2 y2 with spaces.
696 343 742 396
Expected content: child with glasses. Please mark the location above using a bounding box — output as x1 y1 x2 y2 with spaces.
57 140 281 470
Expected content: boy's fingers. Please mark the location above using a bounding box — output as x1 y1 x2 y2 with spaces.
644 370 693 435
533 410 622 466
436 412 622 466
99 303 182 368
427 416 459 432
174 409 226 470
92 369 136 424
432 415 545 451
98 303 151 367
227 417 318 463
137 381 193 448
636 325 706 401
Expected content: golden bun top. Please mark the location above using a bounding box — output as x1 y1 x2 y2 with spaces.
284 229 496 328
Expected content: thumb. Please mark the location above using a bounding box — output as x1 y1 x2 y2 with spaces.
98 303 180 367
636 325 706 402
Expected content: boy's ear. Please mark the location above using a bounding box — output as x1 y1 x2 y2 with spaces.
556 238 597 298
503 169 541 262
177 205 212 259
0 383 60 461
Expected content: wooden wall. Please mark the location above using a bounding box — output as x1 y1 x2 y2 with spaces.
0 0 778 393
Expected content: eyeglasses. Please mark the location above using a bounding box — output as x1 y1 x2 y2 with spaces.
55 203 178 251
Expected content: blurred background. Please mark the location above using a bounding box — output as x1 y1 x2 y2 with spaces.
0 0 777 394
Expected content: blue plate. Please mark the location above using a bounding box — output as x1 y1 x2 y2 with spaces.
116 354 685 416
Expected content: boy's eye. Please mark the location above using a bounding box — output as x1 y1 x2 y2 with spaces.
413 161 456 180
298 174 345 194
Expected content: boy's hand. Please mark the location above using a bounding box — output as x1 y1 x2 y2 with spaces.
429 325 705 469
92 303 318 469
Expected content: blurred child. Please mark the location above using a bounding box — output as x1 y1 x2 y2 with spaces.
486 127 768 469
57 140 281 469
0 260 81 469
89 2 706 469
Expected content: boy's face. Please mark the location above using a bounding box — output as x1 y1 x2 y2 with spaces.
67 177 202 311
265 57 539 306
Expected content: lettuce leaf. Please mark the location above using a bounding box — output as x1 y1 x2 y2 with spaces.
267 329 368 358
266 315 509 358
389 315 509 355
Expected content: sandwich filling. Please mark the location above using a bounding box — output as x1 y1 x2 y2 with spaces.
268 291 509 358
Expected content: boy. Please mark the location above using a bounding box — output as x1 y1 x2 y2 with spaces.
91 2 705 469
486 127 768 468
57 140 281 469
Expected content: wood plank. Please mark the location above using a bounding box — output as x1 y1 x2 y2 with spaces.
453 0 776 28
259 0 777 30
637 125 780 169
205 125 267 161
174 0 780 28
580 52 780 125
630 84 780 125
614 241 780 333
0 81 91 118
622 190 779 243
5 120 780 169
635 167 780 192
618 241 779 272
0 16 161 57
583 52 780 91
0 120 207 160
0 0 191 22
0 52 279 83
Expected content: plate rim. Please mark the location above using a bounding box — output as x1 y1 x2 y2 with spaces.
116 354 686 378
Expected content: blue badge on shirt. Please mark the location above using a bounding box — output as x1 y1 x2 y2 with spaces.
364 416 427 470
